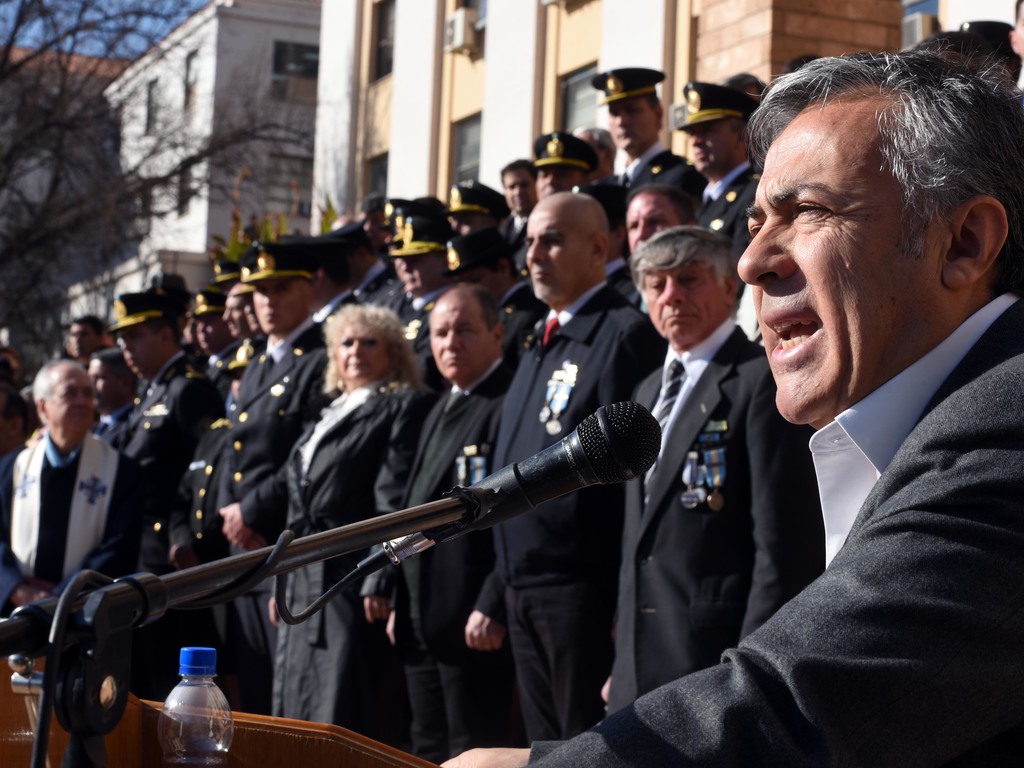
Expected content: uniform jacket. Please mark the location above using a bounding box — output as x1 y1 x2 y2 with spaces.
121 353 224 572
630 149 707 203
500 283 547 370
531 299 1024 767
608 327 823 713
222 324 328 543
393 364 512 664
696 166 760 257
169 418 233 564
493 286 665 589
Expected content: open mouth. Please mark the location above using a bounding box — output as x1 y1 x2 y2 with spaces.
773 319 819 350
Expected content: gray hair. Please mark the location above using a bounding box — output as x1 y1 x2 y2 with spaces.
631 226 738 309
750 50 1024 293
573 126 616 155
32 360 86 402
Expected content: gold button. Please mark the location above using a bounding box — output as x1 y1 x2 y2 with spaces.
195 510 203 520
196 532 204 540
239 412 248 423
153 522 162 532
198 488 206 498
143 421 151 430
234 471 242 483
278 409 285 417
233 441 242 451
204 466 213 476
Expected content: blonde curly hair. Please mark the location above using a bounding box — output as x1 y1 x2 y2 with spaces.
322 304 422 394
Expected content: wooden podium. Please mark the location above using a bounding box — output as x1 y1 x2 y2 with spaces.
1 680 438 768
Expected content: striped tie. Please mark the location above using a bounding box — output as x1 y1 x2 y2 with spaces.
645 360 685 496
653 359 685 430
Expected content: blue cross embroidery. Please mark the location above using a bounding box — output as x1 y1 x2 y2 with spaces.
78 476 108 504
16 474 36 499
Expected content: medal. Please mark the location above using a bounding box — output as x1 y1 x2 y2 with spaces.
707 489 724 511
680 487 707 509
539 362 578 430
702 447 726 511
546 419 562 435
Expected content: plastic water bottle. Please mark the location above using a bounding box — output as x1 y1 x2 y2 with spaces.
157 647 234 767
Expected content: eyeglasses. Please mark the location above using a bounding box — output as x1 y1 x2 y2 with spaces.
339 337 381 348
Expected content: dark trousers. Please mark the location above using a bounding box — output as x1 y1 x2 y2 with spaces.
505 581 615 741
403 632 518 763
228 588 276 715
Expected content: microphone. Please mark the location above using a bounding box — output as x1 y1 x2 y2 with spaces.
381 400 660 564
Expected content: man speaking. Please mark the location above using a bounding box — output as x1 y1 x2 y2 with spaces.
446 50 1024 768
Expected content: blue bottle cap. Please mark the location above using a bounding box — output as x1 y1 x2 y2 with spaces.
179 647 217 675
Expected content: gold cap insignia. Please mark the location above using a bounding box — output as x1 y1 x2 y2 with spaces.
450 186 463 209
687 89 701 114
447 247 461 271
394 213 405 231
257 253 276 272
213 263 225 277
114 300 127 320
195 295 210 312
547 136 564 158
241 267 252 280
606 75 623 95
384 202 396 219
725 190 738 202
400 220 415 245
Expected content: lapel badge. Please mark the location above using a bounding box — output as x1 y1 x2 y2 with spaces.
270 383 286 397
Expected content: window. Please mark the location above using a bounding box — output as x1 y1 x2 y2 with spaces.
367 153 389 198
271 41 319 103
183 51 198 111
453 114 482 183
465 0 487 28
177 166 196 216
265 155 314 218
561 65 598 132
144 79 158 134
373 0 396 80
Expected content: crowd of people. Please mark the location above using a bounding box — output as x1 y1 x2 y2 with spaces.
4 34 1024 768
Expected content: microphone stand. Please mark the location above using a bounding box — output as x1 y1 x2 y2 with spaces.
3 489 487 768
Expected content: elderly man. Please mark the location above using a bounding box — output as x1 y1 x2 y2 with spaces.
0 362 141 614
491 192 663 742
446 50 1024 768
625 184 696 254
388 284 518 762
606 226 822 712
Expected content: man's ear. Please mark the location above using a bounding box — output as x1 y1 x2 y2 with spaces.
941 195 1007 291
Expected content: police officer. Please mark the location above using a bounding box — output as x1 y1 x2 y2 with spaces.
217 241 328 714
448 180 511 236
532 132 598 199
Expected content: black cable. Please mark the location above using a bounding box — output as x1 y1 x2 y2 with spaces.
274 547 388 626
31 570 112 768
175 529 295 609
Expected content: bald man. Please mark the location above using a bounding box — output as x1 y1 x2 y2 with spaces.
491 193 664 742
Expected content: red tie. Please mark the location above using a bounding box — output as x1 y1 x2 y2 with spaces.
542 317 560 347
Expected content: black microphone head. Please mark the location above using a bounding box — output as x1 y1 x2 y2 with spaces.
575 401 661 483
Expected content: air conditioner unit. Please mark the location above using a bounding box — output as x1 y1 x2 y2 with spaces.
901 12 940 50
443 8 480 55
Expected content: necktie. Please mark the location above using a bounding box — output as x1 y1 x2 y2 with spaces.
653 359 685 429
542 317 560 347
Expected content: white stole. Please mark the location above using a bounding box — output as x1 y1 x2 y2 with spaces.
10 434 119 580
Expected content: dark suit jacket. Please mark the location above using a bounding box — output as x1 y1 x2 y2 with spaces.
499 217 530 278
274 386 434 725
493 286 665 589
696 166 759 257
608 327 823 713
221 324 328 544
393 365 512 664
531 299 1024 766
